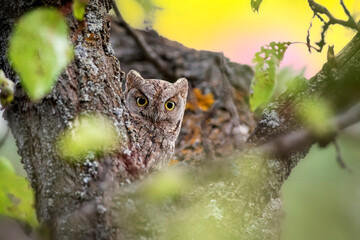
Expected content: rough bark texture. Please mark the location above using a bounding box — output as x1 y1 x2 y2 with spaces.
2 0 124 239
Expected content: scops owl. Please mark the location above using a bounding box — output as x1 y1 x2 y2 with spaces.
121 70 188 176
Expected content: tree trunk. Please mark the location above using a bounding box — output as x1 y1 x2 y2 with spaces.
2 0 124 239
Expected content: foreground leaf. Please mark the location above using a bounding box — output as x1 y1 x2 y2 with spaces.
73 0 90 20
8 7 73 101
57 114 119 161
141 168 191 201
0 70 15 107
296 97 334 137
0 157 37 227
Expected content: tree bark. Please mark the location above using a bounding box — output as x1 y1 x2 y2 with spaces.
2 0 124 239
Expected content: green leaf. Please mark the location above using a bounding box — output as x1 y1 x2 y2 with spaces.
73 0 90 20
8 7 73 101
0 157 15 174
141 169 190 201
273 67 305 98
57 114 119 161
250 42 291 111
251 0 263 12
0 157 37 227
0 70 15 107
296 97 334 137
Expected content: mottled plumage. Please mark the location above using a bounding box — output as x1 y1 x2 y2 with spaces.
122 70 188 176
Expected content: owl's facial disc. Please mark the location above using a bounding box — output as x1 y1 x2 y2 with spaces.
125 70 188 127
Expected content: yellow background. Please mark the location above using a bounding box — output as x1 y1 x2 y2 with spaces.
118 0 360 77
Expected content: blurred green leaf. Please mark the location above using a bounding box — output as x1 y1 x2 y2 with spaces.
250 42 291 111
164 201 229 240
57 114 119 161
8 7 73 101
251 0 263 12
73 0 89 20
273 67 305 98
141 168 190 201
285 75 308 94
0 157 37 227
0 70 15 107
296 97 334 136
0 157 15 174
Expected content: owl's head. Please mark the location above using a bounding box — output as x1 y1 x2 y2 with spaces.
124 70 188 133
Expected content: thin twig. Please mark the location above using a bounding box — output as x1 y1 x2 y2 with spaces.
307 0 360 52
290 41 319 52
306 14 315 52
200 101 221 160
110 0 174 80
340 0 356 26
308 0 359 30
333 139 352 173
217 54 243 148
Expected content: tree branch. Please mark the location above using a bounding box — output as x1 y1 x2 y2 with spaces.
258 102 360 158
217 54 243 148
333 139 351 172
307 0 360 52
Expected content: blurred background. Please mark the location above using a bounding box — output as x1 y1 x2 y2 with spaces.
118 0 360 78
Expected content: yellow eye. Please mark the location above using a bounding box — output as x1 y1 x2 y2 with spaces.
136 97 148 106
165 100 176 110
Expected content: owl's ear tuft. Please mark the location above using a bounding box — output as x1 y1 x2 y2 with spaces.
126 70 143 90
174 78 188 99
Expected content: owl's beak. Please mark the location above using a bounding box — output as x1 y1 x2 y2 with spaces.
147 109 160 123
151 112 160 123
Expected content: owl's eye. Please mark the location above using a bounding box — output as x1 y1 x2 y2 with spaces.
136 97 148 107
165 100 176 110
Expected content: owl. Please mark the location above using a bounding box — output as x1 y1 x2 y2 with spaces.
121 70 188 176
